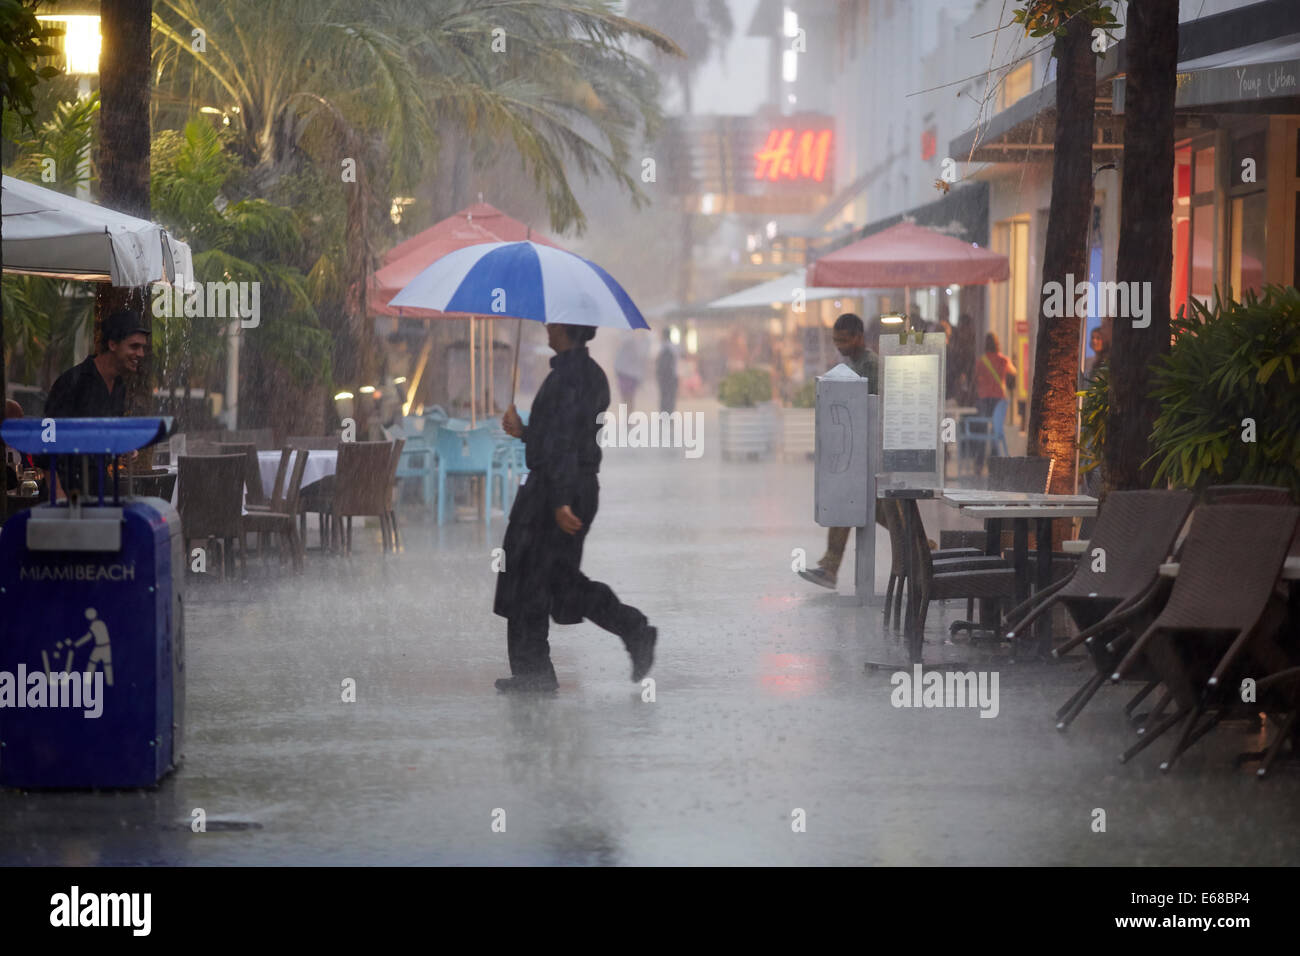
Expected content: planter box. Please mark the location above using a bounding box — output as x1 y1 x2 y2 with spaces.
780 407 815 460
719 404 776 460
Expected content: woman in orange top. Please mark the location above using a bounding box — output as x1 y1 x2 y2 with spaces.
971 332 1016 471
973 332 1016 413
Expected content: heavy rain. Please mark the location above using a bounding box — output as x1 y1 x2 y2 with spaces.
0 0 1298 906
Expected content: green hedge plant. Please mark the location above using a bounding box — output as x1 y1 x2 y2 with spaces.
718 368 772 408
1147 285 1300 497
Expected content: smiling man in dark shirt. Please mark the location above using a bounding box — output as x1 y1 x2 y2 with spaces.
43 308 148 494
46 308 148 418
492 322 657 693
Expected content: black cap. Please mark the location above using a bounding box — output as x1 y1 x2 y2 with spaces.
103 309 150 344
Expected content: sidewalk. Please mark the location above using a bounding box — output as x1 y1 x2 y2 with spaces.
2 402 1296 865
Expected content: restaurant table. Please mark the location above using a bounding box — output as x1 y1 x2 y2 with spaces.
941 489 1099 653
257 449 337 499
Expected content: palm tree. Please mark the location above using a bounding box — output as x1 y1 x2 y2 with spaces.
1017 0 1117 496
150 119 330 434
1105 0 1178 490
97 0 155 413
152 0 678 430
623 0 732 115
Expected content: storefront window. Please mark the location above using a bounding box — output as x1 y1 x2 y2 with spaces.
1190 204 1215 307
1230 193 1266 298
1194 146 1216 194
1172 147 1191 318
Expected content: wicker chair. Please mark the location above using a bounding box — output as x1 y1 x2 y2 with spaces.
896 497 1019 660
1111 505 1300 771
329 441 397 554
385 438 405 552
242 448 311 571
177 454 247 580
996 490 1195 729
214 442 266 508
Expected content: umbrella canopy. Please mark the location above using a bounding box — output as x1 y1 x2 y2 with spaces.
2 175 193 286
371 202 560 317
704 267 860 311
807 220 1009 288
390 240 649 330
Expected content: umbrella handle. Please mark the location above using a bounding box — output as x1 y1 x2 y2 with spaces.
509 318 522 407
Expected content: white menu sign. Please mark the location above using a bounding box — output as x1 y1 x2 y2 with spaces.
882 353 939 451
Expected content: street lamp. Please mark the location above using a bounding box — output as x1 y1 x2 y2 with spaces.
36 13 101 200
37 11 101 363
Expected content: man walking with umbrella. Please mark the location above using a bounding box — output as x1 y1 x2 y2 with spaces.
494 322 657 693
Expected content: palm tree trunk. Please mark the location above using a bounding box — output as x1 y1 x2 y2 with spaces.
1026 16 1094 495
96 0 153 414
1105 0 1178 490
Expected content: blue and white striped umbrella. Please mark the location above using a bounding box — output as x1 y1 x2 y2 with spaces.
388 240 649 330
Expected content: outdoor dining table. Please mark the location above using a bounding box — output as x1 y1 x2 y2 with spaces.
256 449 337 499
165 449 339 515
940 489 1100 651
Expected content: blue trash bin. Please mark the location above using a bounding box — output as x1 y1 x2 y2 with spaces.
0 418 185 788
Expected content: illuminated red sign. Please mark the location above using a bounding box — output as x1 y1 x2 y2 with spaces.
920 128 937 161
754 128 832 183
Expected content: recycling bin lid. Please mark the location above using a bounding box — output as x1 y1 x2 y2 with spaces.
1 417 173 456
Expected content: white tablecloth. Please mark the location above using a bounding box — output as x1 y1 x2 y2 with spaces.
257 449 337 498
167 449 337 514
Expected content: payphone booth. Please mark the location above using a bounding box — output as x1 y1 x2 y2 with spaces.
813 366 880 604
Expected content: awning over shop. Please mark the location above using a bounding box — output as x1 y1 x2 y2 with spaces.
1122 34 1300 112
703 268 859 311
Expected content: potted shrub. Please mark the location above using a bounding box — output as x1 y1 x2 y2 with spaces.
718 368 775 459
1079 286 1300 497
1147 286 1300 496
780 378 816 460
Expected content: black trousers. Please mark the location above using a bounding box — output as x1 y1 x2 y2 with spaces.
507 578 646 678
499 474 647 678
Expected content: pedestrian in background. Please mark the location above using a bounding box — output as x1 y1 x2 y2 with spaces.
972 331 1016 474
655 327 678 414
614 332 649 408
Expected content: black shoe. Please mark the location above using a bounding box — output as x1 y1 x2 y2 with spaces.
629 625 657 682
495 675 558 693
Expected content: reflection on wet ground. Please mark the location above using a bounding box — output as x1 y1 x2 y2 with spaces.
2 405 1297 865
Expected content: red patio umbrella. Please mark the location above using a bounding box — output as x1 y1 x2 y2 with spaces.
370 203 561 423
807 220 1009 289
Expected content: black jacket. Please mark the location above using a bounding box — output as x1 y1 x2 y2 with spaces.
493 345 610 621
519 345 609 512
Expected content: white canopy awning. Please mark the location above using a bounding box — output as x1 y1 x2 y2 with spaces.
704 268 860 311
2 175 193 286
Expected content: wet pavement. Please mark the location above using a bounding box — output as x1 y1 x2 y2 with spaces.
3 400 1297 865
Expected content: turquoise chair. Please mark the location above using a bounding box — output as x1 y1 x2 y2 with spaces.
958 399 1010 475
395 434 436 508
435 425 500 527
